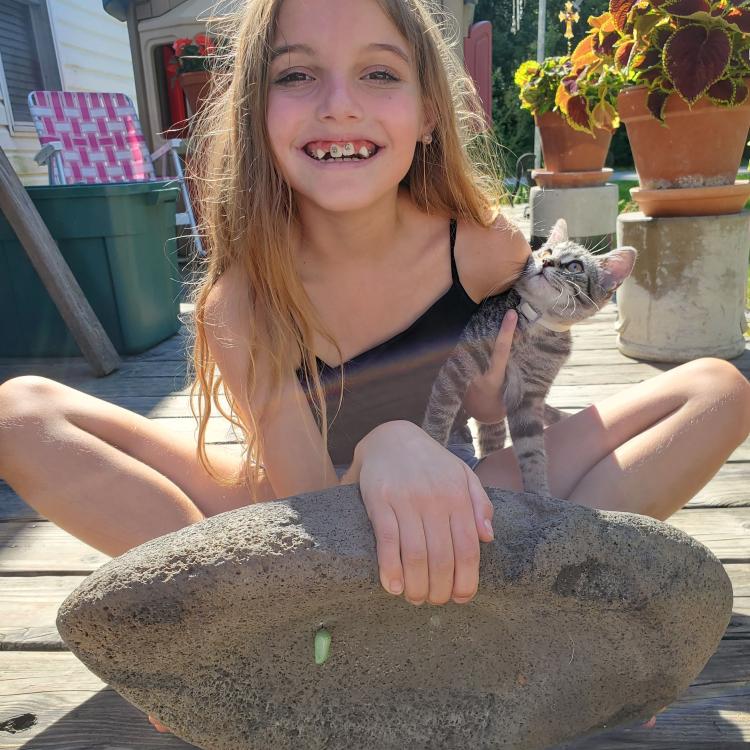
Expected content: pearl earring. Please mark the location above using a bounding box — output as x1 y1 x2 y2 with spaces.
422 133 433 145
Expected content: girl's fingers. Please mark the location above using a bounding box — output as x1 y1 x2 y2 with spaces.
422 515 455 605
465 465 495 542
488 309 517 379
398 511 429 605
449 511 481 603
368 503 405 597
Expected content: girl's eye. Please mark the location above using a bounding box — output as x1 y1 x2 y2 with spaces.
273 69 399 85
565 261 584 273
274 71 313 85
365 69 400 82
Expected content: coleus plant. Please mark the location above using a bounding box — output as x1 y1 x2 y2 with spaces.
514 55 623 134
571 0 750 121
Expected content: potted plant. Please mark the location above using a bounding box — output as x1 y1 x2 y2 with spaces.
515 54 623 176
573 0 750 212
172 34 222 117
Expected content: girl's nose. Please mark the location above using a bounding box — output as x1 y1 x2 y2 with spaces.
317 75 364 121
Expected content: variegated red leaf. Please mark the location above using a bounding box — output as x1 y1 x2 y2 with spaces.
647 89 670 121
562 74 581 95
566 95 592 131
735 81 749 104
725 6 750 32
654 25 675 47
661 0 711 15
706 77 735 102
572 35 598 67
600 30 620 55
633 48 663 69
615 40 635 67
588 11 617 31
555 83 572 113
610 0 639 30
664 24 731 103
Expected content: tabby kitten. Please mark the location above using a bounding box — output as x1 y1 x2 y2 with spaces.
421 218 637 496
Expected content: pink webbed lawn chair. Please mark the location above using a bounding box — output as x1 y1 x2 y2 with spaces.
27 90 204 257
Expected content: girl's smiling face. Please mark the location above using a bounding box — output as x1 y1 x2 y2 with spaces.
267 0 431 213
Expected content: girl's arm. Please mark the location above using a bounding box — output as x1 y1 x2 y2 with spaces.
203 272 339 500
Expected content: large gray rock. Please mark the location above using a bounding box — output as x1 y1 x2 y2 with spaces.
57 485 731 750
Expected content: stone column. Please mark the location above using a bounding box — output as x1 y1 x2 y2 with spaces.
529 183 619 252
616 211 749 362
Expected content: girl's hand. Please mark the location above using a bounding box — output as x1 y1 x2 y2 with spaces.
345 421 494 606
462 309 517 424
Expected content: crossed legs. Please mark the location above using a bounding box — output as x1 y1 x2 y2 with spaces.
475 357 750 520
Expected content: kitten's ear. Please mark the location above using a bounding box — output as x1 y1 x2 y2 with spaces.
598 246 637 293
545 218 569 246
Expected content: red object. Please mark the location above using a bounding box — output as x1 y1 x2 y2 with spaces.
463 21 492 126
162 44 189 139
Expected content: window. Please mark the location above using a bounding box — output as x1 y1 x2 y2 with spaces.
0 0 61 130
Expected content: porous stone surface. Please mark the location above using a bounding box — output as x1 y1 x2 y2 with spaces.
57 486 732 750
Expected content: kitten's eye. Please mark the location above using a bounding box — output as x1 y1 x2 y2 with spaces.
565 261 584 273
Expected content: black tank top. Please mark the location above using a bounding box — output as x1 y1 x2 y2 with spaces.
296 218 481 465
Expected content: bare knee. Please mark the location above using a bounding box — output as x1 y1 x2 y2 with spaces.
0 375 66 421
0 376 67 472
680 357 750 440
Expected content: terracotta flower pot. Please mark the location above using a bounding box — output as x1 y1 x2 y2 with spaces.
534 111 613 173
178 70 212 118
617 85 750 190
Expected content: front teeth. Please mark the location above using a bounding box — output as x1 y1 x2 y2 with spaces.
307 142 375 160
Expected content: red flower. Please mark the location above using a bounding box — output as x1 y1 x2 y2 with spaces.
172 38 193 57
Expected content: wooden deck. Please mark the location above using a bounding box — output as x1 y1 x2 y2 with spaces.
1 298 749 748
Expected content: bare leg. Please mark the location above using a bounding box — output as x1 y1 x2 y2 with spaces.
475 358 750 520
0 376 273 557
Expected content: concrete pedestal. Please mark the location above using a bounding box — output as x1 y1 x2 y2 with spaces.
616 211 749 362
529 183 619 252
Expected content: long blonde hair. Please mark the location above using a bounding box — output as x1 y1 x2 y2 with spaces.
186 0 506 494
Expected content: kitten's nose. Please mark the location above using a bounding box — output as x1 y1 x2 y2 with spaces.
541 257 555 268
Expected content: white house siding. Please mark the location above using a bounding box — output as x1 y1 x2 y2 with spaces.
0 0 136 185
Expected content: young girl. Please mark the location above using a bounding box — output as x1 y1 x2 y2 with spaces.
1 0 748 737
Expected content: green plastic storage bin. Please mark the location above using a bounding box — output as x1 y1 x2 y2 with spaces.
0 181 182 357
